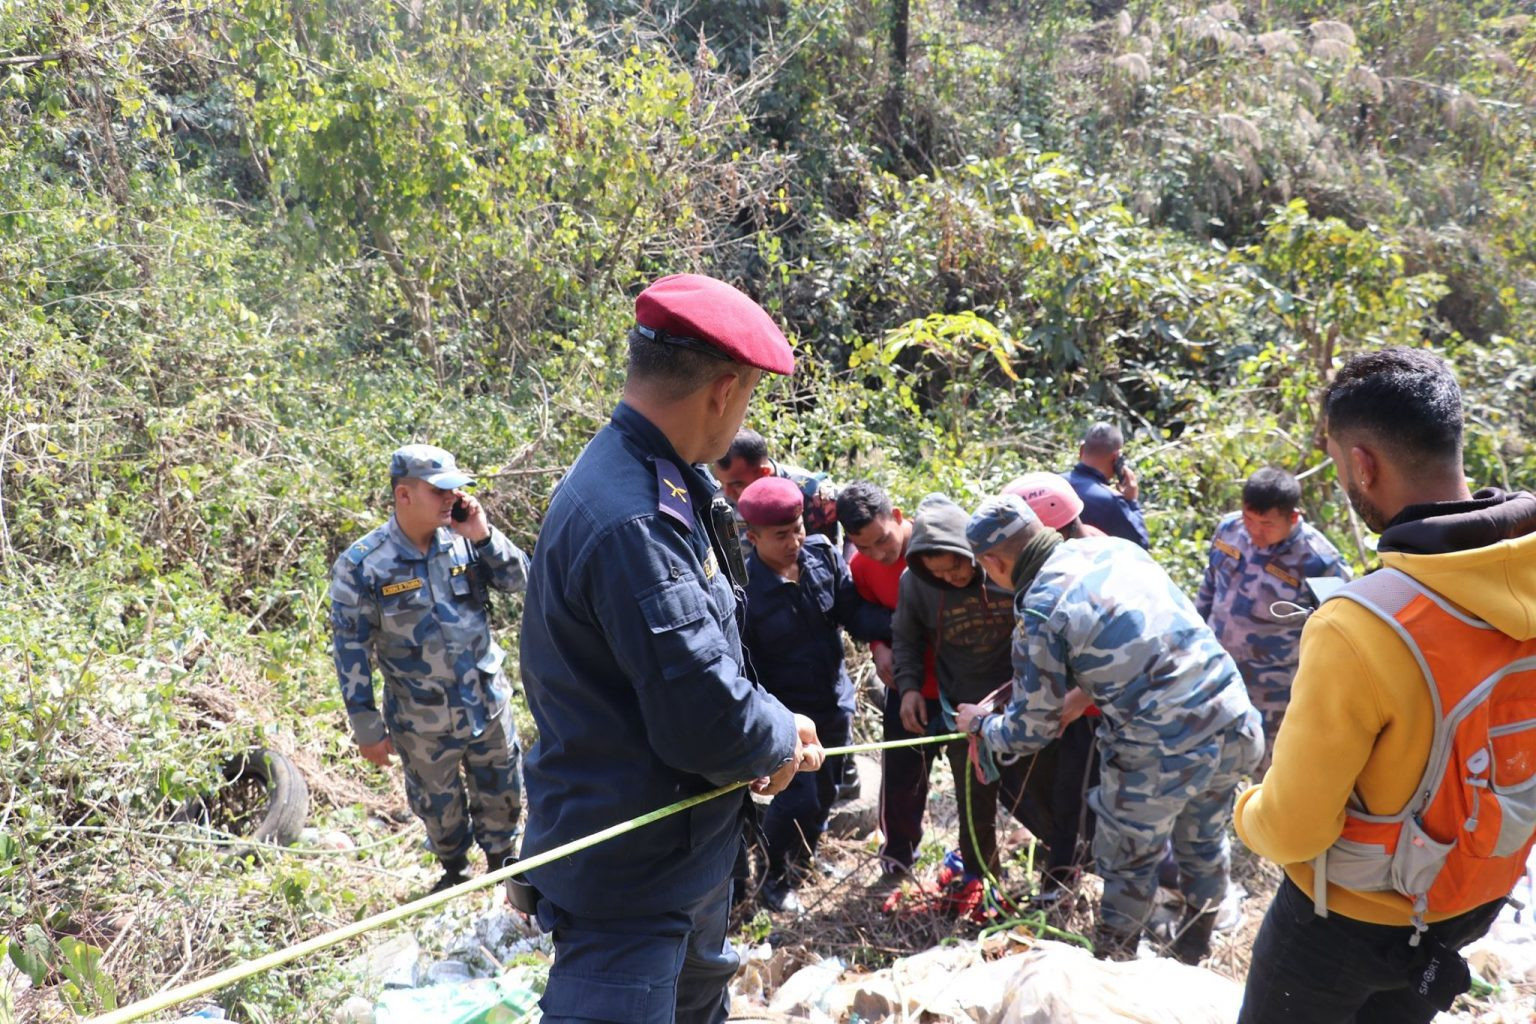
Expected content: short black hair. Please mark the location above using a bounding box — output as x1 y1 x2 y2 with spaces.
1324 347 1463 464
1082 421 1124 457
836 481 893 534
626 328 740 401
1242 467 1301 515
717 428 769 470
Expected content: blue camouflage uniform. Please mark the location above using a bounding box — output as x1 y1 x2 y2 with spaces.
519 402 798 1024
1196 512 1351 766
976 535 1263 939
329 516 529 865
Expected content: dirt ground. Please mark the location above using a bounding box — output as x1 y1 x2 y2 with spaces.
731 747 1528 1023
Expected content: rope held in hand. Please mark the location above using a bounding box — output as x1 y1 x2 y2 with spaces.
86 731 965 1024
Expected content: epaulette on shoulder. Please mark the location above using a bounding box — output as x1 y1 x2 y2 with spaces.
344 530 387 566
654 457 695 532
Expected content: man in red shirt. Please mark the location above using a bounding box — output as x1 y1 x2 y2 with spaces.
837 481 941 878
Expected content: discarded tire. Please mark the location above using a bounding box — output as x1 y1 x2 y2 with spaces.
173 747 310 847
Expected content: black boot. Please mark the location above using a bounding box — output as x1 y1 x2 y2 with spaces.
1092 922 1140 962
1170 905 1218 965
429 853 471 894
760 875 804 914
835 758 861 803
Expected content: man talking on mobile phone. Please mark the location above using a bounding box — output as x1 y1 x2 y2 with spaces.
329 444 530 893
1064 421 1149 549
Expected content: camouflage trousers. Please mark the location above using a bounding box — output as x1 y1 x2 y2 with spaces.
1238 663 1295 777
388 685 524 865
1088 709 1264 933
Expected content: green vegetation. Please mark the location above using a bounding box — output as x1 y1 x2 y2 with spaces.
2 0 1532 1018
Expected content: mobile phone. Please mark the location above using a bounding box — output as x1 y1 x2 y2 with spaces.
1113 454 1127 482
451 498 469 523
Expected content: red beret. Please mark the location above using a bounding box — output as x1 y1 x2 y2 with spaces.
738 476 805 527
634 274 795 375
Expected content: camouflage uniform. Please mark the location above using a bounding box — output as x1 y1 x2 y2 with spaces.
330 516 529 864
1196 512 1350 768
978 536 1263 937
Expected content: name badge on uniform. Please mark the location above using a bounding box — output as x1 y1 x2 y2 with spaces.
1213 539 1241 560
451 564 468 577
703 550 718 580
1264 563 1301 588
381 578 424 596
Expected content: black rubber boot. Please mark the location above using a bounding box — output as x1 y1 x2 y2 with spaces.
835 758 861 803
1092 922 1140 962
760 875 804 915
1170 905 1218 965
429 853 471 894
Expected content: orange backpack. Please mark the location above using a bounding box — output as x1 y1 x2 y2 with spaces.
1311 568 1536 943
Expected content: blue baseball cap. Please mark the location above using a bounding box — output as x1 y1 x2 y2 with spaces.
389 444 474 489
966 494 1039 554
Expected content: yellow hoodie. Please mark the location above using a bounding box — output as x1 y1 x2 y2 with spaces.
1235 504 1536 926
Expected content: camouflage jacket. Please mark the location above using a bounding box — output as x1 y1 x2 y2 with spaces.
1195 512 1351 681
981 536 1254 765
330 516 529 746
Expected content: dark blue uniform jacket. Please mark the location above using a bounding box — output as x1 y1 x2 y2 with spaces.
519 402 797 917
1066 461 1150 549
741 535 891 717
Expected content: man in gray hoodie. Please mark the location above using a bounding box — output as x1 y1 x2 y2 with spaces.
891 493 1056 920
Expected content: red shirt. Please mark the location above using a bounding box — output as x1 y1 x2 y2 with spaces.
850 550 940 699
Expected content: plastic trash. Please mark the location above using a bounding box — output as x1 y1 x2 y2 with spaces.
997 940 1242 1024
767 956 844 1016
373 965 544 1024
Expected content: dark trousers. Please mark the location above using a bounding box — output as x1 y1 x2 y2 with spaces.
537 874 737 1024
763 709 851 883
1041 715 1099 878
952 737 1056 878
878 693 942 872
1238 876 1504 1024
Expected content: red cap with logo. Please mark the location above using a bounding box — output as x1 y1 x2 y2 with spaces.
634 274 795 376
738 476 805 527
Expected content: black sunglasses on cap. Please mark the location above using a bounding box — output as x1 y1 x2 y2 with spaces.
634 323 734 362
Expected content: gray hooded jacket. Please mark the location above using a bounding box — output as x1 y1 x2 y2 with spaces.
892 493 1017 705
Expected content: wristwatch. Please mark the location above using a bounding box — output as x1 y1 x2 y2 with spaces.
967 713 987 736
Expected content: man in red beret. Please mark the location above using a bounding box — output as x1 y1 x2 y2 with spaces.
519 274 824 1024
736 476 891 914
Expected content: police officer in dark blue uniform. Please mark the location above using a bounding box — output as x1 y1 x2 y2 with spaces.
519 274 824 1024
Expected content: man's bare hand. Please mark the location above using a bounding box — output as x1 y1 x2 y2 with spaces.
954 702 984 736
358 736 395 768
793 713 825 773
449 489 492 544
1117 465 1139 502
899 690 928 735
753 756 798 796
752 714 825 795
872 644 895 688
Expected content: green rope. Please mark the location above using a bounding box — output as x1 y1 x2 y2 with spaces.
86 732 964 1024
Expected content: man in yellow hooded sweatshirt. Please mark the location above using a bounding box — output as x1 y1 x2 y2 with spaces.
1235 347 1536 1023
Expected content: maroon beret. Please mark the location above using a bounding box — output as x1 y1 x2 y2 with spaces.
738 476 805 527
634 274 795 375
